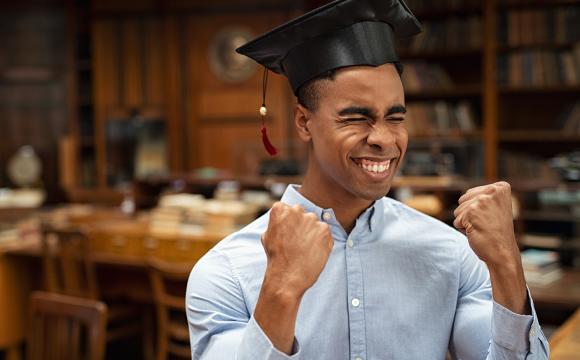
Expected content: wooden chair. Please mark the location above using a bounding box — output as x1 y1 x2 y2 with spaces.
40 225 97 298
147 258 193 359
40 224 153 358
27 291 107 360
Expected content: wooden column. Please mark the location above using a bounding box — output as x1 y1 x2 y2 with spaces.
483 0 498 181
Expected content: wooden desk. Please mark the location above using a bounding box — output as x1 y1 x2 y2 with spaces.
0 242 34 360
528 270 580 309
6 229 224 301
550 308 580 359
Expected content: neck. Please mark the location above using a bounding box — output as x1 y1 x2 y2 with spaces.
299 160 373 233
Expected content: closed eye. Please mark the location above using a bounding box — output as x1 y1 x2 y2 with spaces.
347 118 368 122
336 117 369 124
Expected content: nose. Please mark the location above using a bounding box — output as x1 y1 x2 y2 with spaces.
366 122 396 151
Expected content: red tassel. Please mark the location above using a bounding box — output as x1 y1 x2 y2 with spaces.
261 125 278 156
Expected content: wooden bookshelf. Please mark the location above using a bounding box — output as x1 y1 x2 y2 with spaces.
398 0 580 268
498 0 580 9
406 85 482 100
399 49 482 60
497 43 578 52
413 7 482 20
499 130 580 142
499 85 580 94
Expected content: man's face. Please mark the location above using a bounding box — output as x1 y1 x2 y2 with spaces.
298 63 407 201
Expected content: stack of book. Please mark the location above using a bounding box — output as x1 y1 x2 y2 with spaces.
402 61 454 91
497 45 580 87
401 16 482 53
498 7 580 46
560 101 580 134
521 249 563 285
405 0 480 14
406 101 477 136
499 151 560 181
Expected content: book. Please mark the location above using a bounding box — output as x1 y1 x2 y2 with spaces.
501 6 580 47
406 101 478 136
499 49 580 86
521 248 559 271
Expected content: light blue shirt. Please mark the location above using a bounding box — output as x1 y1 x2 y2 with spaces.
186 185 550 359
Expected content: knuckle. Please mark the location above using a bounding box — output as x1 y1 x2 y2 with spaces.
292 204 304 212
498 181 510 189
271 202 283 213
305 212 317 221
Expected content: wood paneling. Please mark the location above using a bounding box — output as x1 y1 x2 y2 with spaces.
92 17 177 187
184 12 295 173
0 254 31 349
163 16 185 172
0 9 68 203
81 3 302 197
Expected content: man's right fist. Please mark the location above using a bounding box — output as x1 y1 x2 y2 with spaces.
262 202 334 297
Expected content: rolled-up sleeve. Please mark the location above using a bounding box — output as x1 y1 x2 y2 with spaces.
491 290 549 358
186 248 300 359
450 236 550 359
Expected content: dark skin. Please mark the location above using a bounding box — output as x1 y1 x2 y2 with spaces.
254 64 529 354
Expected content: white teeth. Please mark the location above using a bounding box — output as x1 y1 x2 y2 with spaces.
358 159 393 174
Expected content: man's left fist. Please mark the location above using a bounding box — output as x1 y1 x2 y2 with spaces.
453 181 520 266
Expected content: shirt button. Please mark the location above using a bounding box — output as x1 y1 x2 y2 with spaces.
355 357 362 360
351 298 360 307
530 328 536 337
347 239 354 248
322 212 332 221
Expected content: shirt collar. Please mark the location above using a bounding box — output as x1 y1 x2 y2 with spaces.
279 184 384 236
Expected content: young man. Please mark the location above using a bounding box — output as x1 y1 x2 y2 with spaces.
186 0 550 359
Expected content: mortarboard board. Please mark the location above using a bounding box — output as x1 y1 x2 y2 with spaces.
235 0 422 155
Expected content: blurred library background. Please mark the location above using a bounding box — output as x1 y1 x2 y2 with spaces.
0 0 579 359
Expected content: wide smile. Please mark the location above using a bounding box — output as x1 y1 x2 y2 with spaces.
350 157 397 181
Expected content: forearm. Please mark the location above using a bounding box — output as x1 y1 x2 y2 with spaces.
254 269 303 355
487 243 529 315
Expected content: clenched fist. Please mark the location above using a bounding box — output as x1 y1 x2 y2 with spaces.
453 181 520 267
262 202 334 297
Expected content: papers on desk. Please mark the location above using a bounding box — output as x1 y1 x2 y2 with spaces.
150 193 266 237
521 249 563 285
0 188 45 208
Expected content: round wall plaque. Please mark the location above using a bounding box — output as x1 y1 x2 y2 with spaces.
208 26 257 83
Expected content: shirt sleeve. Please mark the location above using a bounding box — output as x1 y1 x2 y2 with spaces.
449 236 550 360
186 248 301 359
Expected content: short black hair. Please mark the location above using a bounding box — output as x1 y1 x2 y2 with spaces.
295 70 337 111
295 62 404 111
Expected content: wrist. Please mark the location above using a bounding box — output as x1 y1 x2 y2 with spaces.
262 268 305 304
485 234 521 269
487 257 522 281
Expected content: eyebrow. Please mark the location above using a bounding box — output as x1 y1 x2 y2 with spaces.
337 104 407 118
337 106 376 118
386 105 406 116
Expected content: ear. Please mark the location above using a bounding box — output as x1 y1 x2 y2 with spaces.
294 103 312 142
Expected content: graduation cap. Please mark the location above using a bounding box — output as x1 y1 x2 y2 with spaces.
236 0 422 155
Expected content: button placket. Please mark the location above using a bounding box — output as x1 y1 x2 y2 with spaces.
345 229 366 360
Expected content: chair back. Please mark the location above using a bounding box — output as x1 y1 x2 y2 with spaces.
28 291 108 360
41 224 98 299
147 258 193 359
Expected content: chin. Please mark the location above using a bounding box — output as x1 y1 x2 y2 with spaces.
350 184 392 201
